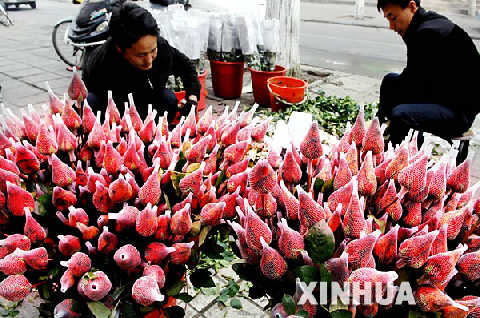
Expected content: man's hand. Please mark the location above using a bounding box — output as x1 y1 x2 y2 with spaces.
179 95 197 118
376 107 388 125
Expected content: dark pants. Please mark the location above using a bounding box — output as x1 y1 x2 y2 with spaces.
86 88 179 123
378 73 473 146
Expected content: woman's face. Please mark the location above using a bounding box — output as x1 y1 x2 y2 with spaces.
118 34 158 71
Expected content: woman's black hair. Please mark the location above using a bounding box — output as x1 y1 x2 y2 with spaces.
109 1 159 50
377 0 420 11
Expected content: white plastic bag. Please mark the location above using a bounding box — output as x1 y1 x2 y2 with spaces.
263 18 280 53
208 13 223 52
236 15 258 55
221 13 237 53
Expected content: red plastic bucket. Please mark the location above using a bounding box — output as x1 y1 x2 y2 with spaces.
249 65 286 106
173 90 200 124
267 76 307 104
172 91 186 125
197 69 208 111
209 60 244 99
174 91 186 105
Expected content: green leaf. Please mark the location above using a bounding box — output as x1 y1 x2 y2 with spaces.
321 178 334 195
39 284 49 300
87 302 111 318
331 310 352 318
139 306 154 313
36 192 52 216
369 215 387 234
167 280 186 296
313 178 325 198
198 225 211 247
294 265 318 284
175 293 194 303
329 300 349 312
217 294 229 304
215 170 226 188
282 294 296 315
186 163 200 173
174 152 187 172
200 287 218 296
87 272 98 280
170 171 187 194
304 220 335 263
222 279 240 297
190 269 215 288
117 301 136 318
39 266 60 281
111 285 126 301
230 298 242 309
296 310 309 318
190 220 202 236
408 310 428 318
318 263 332 283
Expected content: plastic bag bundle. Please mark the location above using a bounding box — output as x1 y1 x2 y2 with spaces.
169 10 189 54
185 26 201 60
191 10 210 54
208 13 223 53
263 19 280 53
236 15 257 56
152 10 174 45
252 14 264 49
220 13 239 54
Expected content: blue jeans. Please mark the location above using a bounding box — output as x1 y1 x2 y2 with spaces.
378 73 472 146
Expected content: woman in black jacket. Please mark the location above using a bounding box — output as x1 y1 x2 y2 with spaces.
82 1 200 122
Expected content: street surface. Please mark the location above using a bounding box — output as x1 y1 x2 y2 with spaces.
301 21 406 78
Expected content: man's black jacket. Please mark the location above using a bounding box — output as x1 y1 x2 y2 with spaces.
82 35 200 119
394 7 480 118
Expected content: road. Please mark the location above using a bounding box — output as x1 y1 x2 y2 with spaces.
300 21 407 79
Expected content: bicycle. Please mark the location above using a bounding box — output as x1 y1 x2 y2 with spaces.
52 0 113 69
0 0 13 27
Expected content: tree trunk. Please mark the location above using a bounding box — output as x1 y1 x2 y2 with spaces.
265 0 301 76
469 0 477 16
355 0 365 19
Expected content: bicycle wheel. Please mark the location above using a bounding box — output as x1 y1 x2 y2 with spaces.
52 19 84 68
0 2 12 26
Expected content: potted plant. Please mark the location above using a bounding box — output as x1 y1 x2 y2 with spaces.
207 13 245 99
246 18 286 106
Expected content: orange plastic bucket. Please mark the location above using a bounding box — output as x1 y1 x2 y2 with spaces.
267 76 307 104
209 60 244 99
269 92 294 112
197 69 208 111
249 65 286 106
